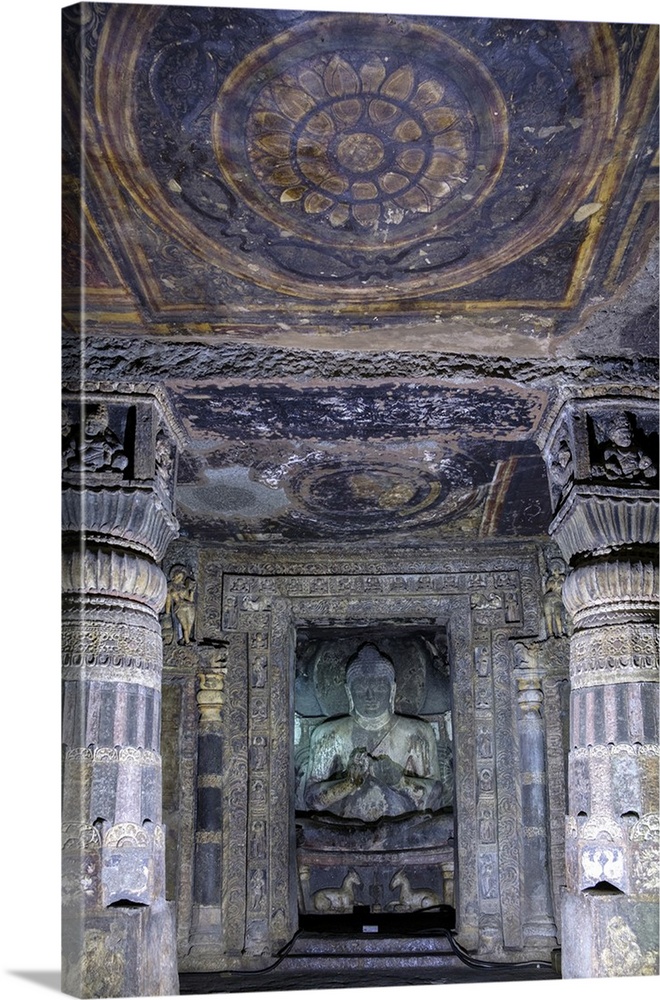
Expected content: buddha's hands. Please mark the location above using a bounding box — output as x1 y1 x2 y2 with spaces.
347 748 370 786
370 754 401 786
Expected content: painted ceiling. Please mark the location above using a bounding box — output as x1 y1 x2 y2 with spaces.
62 3 659 546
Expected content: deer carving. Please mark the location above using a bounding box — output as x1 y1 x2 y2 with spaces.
313 869 362 913
388 869 442 911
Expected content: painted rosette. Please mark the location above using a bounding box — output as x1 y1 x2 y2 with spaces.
212 15 508 249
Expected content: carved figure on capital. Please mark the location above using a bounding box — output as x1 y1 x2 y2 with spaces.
591 411 658 484
62 402 128 475
154 428 174 494
549 431 574 502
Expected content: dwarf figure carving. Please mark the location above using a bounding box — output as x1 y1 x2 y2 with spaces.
592 411 657 483
63 403 128 475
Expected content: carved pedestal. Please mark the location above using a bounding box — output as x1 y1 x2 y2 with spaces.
62 390 180 997
542 395 659 978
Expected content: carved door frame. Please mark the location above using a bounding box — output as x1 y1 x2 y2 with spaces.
204 556 539 964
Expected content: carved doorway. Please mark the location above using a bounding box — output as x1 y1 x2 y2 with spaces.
293 625 456 923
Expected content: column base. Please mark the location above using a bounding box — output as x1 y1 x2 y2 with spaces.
561 888 659 978
187 903 223 953
62 898 179 997
523 917 559 949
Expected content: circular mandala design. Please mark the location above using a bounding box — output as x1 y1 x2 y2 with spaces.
213 17 508 249
96 9 618 299
293 464 442 523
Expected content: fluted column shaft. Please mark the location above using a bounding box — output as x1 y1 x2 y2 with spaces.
62 391 180 998
541 394 659 979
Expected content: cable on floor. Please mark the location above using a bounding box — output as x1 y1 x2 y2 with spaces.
198 911 554 977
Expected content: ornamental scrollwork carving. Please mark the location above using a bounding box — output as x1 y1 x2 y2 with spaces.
569 623 658 689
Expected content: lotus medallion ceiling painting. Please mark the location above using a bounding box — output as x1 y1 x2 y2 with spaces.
66 4 657 325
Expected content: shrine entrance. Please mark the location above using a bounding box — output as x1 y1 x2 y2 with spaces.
294 627 456 927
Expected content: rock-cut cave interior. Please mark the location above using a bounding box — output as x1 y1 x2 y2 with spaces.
61 3 659 996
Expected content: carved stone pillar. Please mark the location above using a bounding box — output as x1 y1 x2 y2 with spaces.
62 390 180 997
541 394 659 978
188 650 228 955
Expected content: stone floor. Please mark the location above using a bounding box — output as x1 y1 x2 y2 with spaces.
180 932 559 994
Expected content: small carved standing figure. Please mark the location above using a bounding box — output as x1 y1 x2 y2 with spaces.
250 820 267 859
165 565 196 644
543 562 567 638
552 436 573 482
250 869 266 911
479 809 496 844
154 429 174 493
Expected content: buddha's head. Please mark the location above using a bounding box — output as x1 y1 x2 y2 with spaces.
345 644 396 721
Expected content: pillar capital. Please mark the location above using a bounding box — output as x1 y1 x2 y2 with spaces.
540 394 658 562
62 388 180 560
562 557 658 627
